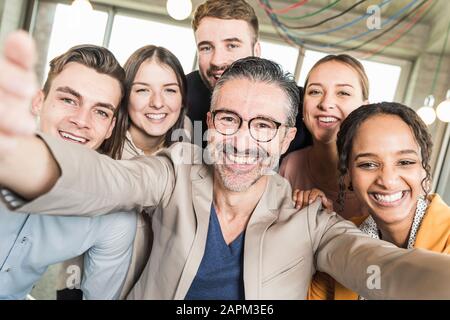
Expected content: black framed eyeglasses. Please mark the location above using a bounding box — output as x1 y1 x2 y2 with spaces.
211 109 286 143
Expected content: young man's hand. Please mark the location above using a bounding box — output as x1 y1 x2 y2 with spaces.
0 31 38 152
0 31 56 200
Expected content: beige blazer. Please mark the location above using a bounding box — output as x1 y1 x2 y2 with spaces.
13 134 450 300
56 116 194 298
55 132 153 298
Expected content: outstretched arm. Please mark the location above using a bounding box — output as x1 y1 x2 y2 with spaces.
0 32 179 216
2 132 176 216
308 201 450 299
0 31 60 199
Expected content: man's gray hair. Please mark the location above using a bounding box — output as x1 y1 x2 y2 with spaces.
211 57 299 127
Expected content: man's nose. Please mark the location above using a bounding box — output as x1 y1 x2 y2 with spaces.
68 107 90 129
231 122 257 152
210 49 230 68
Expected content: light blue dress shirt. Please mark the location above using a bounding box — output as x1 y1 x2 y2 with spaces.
0 195 137 300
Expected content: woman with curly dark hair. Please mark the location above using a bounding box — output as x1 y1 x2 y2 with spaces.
309 102 450 300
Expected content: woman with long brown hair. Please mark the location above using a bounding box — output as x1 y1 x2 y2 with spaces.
57 45 191 299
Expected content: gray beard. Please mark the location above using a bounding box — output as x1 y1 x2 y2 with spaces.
214 163 262 192
206 141 280 193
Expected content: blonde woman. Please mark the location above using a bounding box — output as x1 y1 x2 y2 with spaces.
281 54 369 219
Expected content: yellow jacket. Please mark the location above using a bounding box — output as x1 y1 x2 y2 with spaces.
308 194 450 300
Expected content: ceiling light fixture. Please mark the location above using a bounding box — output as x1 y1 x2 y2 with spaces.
166 0 192 21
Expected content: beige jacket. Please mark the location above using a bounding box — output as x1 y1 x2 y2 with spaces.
56 116 193 298
118 133 154 298
13 134 450 300
56 132 153 298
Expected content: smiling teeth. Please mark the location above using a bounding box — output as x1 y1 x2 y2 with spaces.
146 114 166 120
228 153 257 165
59 131 87 143
373 192 403 203
319 117 338 123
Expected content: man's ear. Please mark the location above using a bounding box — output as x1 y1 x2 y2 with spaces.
31 90 44 116
206 111 214 129
254 41 261 57
205 111 216 144
280 127 297 155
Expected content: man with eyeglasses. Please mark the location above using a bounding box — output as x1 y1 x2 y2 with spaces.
1 33 450 299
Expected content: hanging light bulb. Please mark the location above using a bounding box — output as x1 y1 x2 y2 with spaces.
436 89 450 123
417 107 436 125
417 95 436 125
167 0 192 21
71 0 93 11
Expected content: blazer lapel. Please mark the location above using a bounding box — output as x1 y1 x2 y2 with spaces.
243 176 280 299
174 168 283 300
174 165 213 299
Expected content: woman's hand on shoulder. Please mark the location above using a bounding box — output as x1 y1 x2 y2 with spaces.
292 188 334 213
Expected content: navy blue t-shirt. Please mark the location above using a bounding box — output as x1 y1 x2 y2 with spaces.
185 205 245 300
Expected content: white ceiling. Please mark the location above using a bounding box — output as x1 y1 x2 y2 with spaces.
91 0 450 58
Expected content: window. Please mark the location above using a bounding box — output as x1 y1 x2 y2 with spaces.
34 3 108 82
435 125 450 204
298 49 402 103
357 60 402 103
108 14 196 73
33 3 198 81
260 40 299 76
31 2 406 104
297 50 328 87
